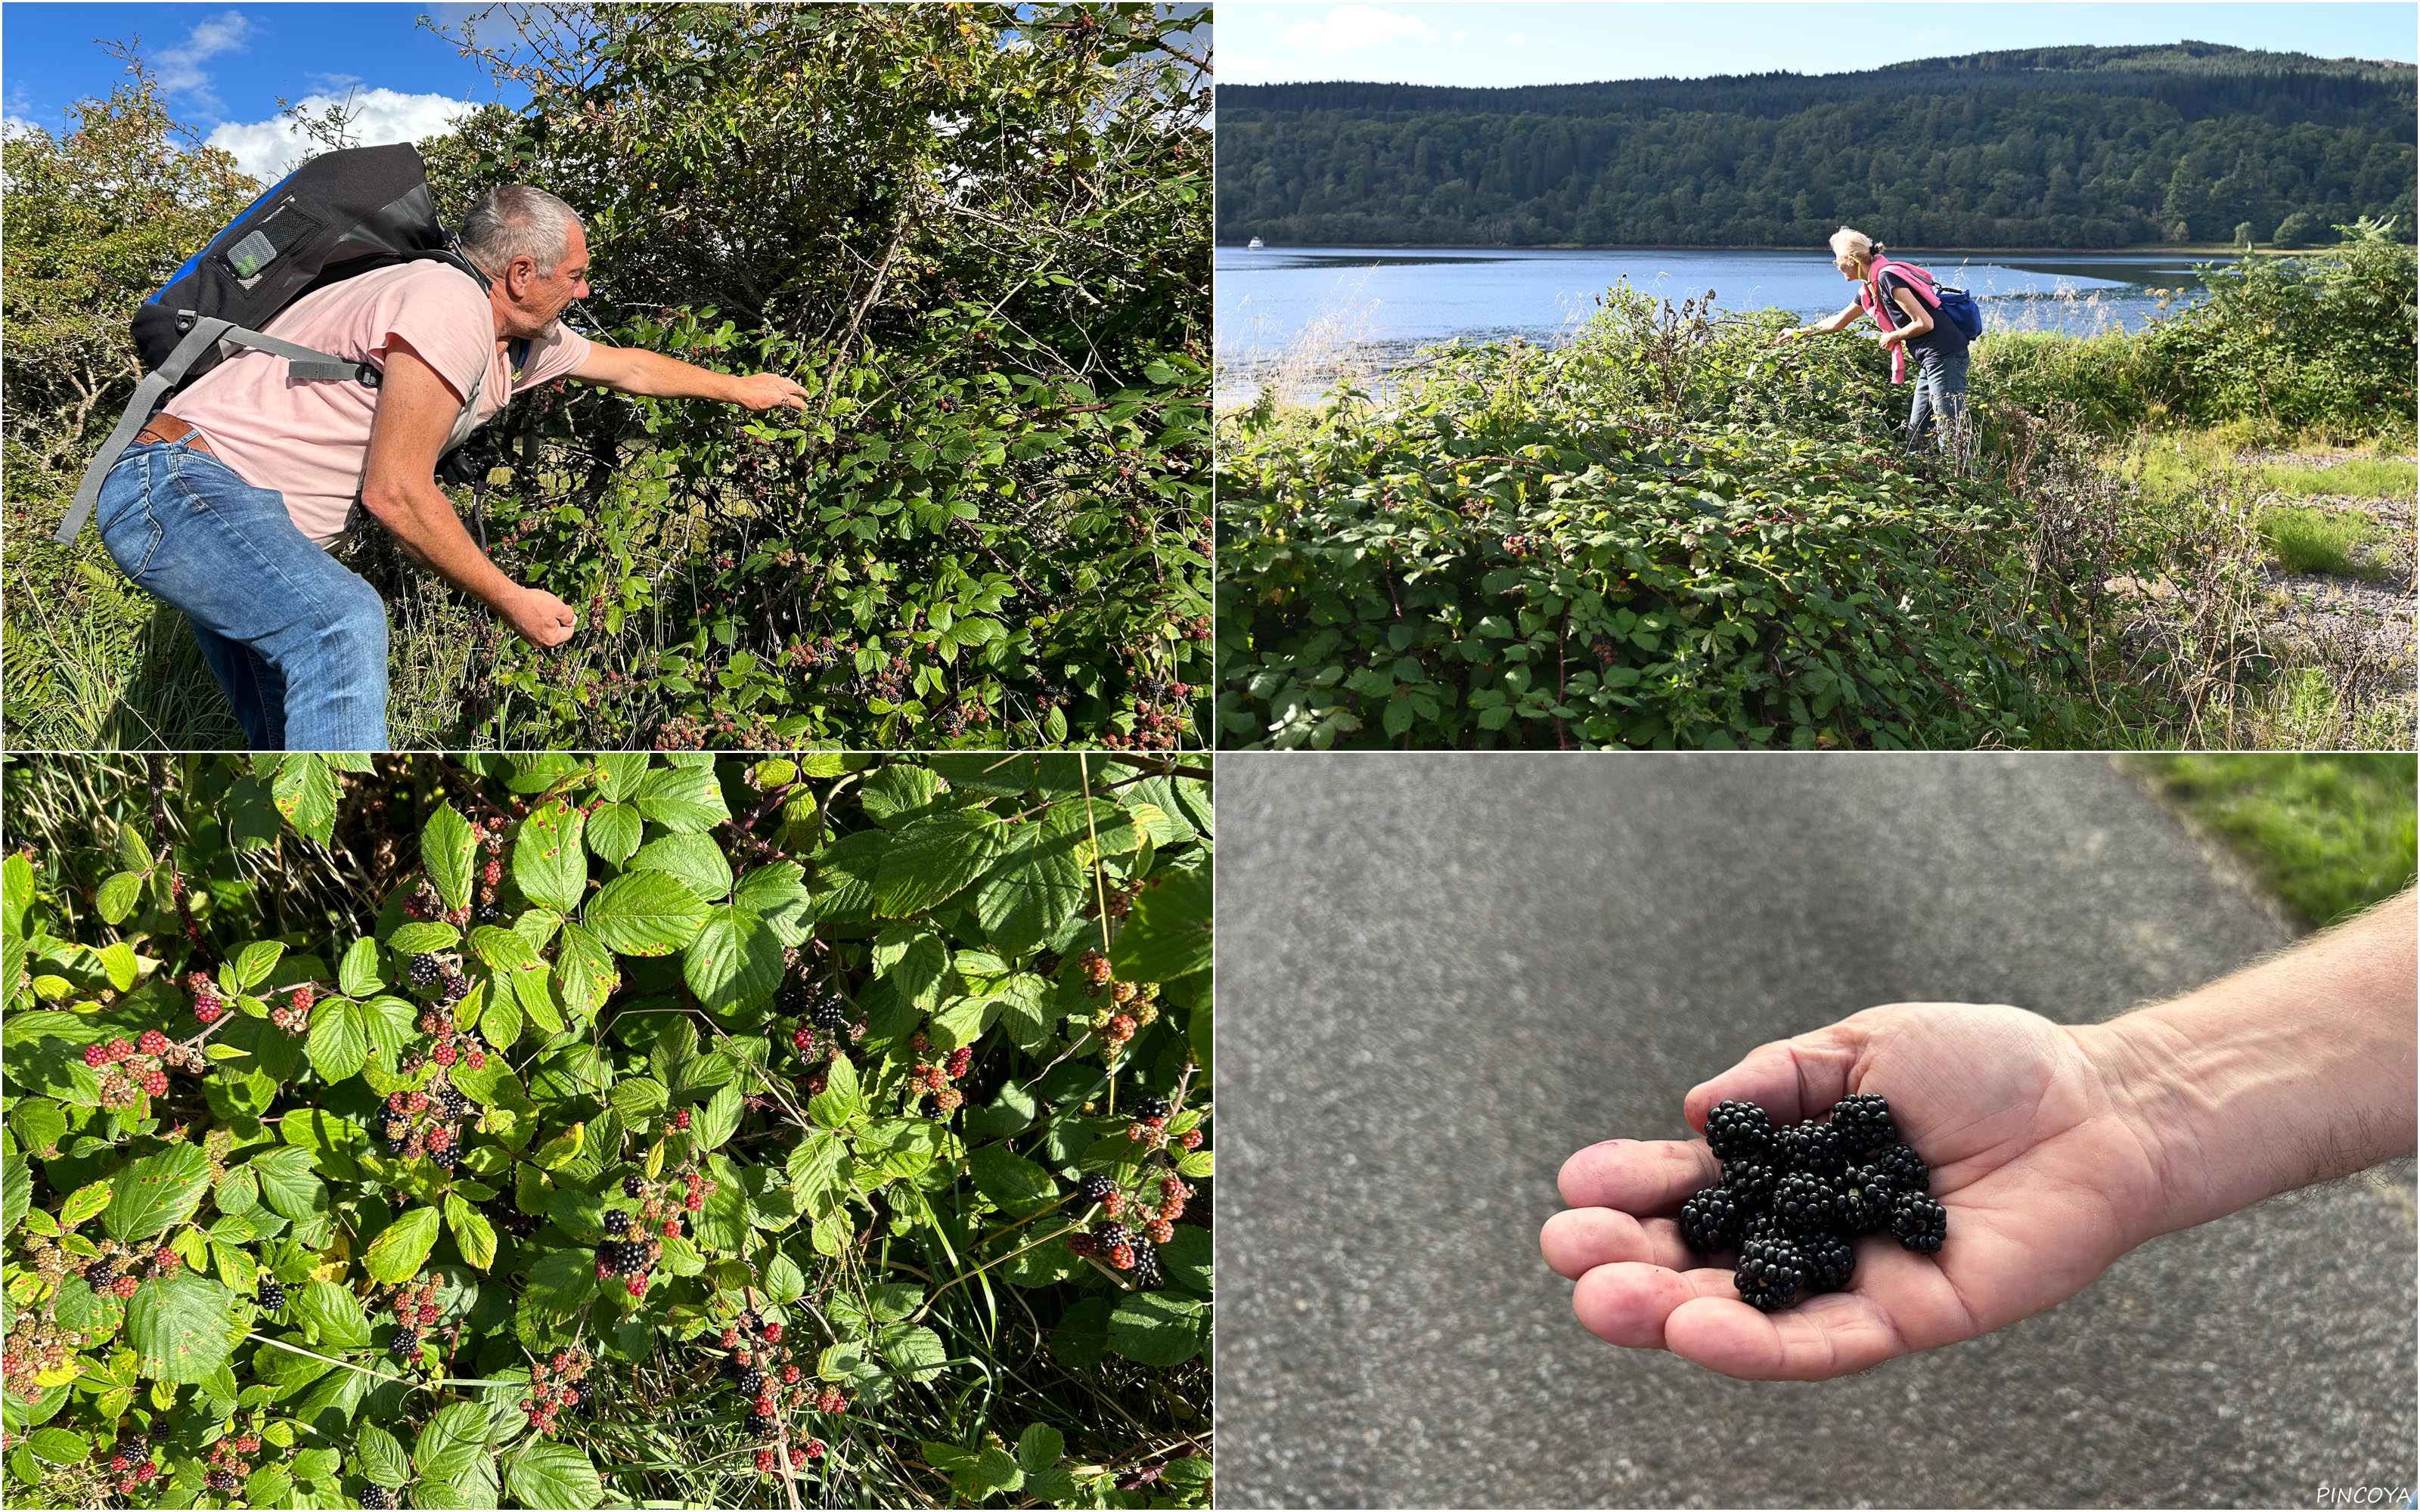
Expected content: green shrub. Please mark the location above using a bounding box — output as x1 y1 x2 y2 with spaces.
1216 290 2090 750
1974 224 2418 445
2135 754 2418 925
0 752 1212 1509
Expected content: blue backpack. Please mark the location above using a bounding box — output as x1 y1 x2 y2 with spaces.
1873 259 1984 342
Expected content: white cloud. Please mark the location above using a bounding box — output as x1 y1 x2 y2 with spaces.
1280 5 1435 57
1506 32 1528 47
154 11 256 116
3 115 40 140
206 89 479 182
1222 50 1280 81
1450 29 1469 45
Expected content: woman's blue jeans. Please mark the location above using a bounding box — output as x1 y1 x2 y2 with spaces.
1906 353 1970 454
95 436 389 751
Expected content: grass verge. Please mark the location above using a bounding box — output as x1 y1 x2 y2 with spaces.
2133 753 2418 926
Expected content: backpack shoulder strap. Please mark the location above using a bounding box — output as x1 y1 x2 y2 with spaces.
56 318 374 545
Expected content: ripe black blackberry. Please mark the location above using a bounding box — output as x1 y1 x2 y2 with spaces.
1678 1187 1748 1253
597 1239 649 1276
207 1467 241 1493
440 971 471 1004
1133 1095 1172 1121
743 1412 772 1437
256 1278 287 1312
473 902 502 925
1091 1221 1134 1252
1830 1166 1893 1235
435 1085 471 1119
602 1210 631 1238
430 1144 461 1172
1129 1238 1165 1288
1827 1092 1895 1153
737 1368 766 1396
1801 1232 1856 1293
390 1329 422 1362
1870 1142 1928 1194
1077 1173 1117 1204
85 1259 116 1289
1769 1172 1836 1235
1890 1191 1948 1254
809 995 849 1035
623 1174 646 1198
1774 1122 1848 1179
408 953 442 988
1733 1231 1809 1312
361 1485 399 1509
1720 1158 1779 1205
1703 1099 1773 1163
570 1376 597 1416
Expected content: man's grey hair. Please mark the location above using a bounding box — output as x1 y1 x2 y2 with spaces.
458 185 583 278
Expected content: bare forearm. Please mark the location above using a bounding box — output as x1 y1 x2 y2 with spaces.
2080 891 2417 1240
607 347 746 402
364 479 522 612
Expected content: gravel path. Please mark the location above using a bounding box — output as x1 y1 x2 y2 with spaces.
1218 753 2416 1508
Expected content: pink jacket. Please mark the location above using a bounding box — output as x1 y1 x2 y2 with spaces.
1857 259 1942 386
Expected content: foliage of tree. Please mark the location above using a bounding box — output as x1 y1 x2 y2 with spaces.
1215 43 2416 249
2 752 1212 1508
3 5 1212 751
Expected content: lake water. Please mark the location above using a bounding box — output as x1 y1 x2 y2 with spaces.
1215 245 2227 401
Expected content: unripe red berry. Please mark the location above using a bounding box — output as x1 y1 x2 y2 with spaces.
138 1030 169 1056
142 1068 168 1097
467 1049 486 1069
762 1322 783 1343
674 1110 692 1131
434 1043 458 1067
290 985 314 1015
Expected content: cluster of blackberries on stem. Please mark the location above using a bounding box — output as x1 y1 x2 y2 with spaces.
80 1029 195 1109
399 823 510 928
265 981 316 1034
75 1239 182 1300
1075 950 1163 1057
107 1435 161 1495
600 1169 709 1293
1682 1094 1947 1312
1066 1171 1194 1286
526 1347 597 1436
713 1306 835 1478
905 1033 975 1117
1122 1092 1202 1154
383 1274 446 1367
376 1079 475 1169
202 1427 266 1493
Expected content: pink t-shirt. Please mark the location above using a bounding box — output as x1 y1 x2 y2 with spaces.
163 261 594 546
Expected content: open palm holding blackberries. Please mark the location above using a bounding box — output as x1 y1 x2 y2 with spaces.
1542 1001 2183 1381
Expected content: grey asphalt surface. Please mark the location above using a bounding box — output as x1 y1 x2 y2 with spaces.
1216 753 2416 1509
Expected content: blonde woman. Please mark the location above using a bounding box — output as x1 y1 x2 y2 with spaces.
1782 228 1972 452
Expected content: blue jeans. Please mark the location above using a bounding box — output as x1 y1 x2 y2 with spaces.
95 436 389 750
1906 353 1969 453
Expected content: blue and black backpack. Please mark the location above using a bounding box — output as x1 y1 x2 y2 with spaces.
58 143 503 544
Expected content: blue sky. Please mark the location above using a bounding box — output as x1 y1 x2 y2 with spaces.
2 3 525 180
1221 2 2420 86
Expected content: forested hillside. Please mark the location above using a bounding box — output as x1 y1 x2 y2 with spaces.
1216 42 2417 247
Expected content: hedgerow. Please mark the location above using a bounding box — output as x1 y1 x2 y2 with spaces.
1 752 1212 1508
1215 290 2090 750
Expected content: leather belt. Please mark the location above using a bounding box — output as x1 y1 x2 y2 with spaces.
135 413 218 460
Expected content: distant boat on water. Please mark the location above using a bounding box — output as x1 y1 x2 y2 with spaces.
1247 237 1264 250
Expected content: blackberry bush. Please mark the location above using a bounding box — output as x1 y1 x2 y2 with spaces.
2 751 1212 1508
1679 1092 1947 1310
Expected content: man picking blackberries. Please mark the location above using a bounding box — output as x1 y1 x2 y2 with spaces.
90 185 811 750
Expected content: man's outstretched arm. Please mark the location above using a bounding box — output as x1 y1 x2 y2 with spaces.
571 342 811 413
2080 890 2417 1241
